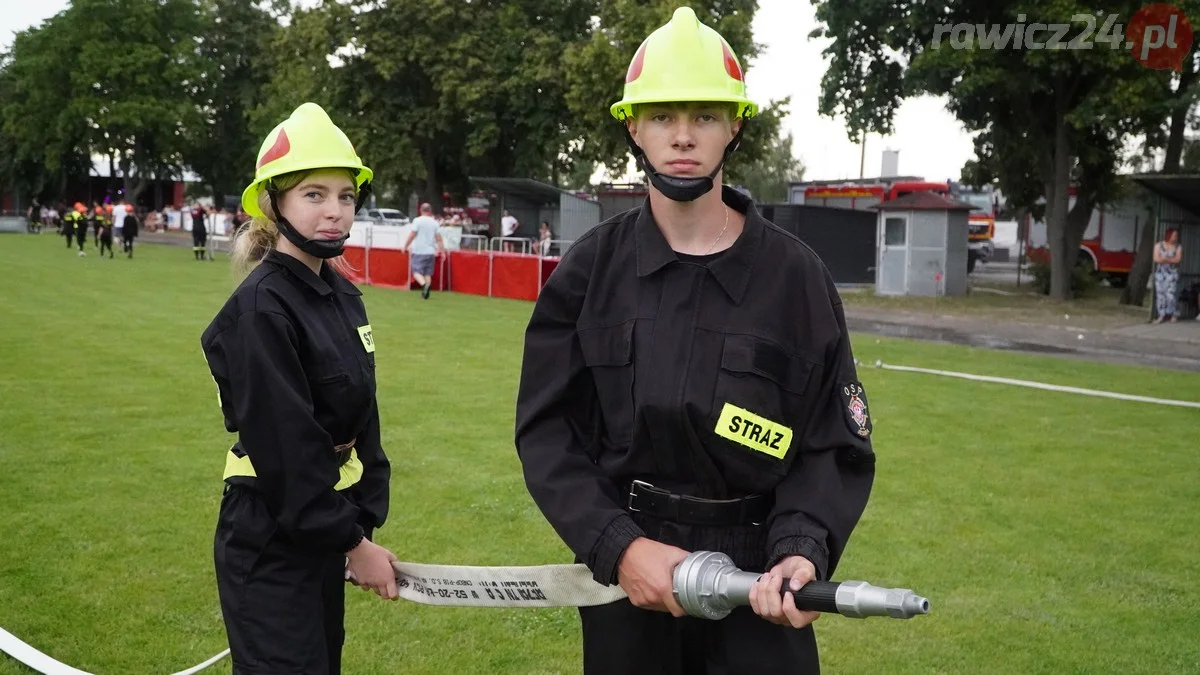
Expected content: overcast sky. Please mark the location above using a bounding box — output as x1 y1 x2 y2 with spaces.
0 0 975 184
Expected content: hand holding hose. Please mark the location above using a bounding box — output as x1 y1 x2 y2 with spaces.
617 537 690 616
748 555 821 629
347 539 400 600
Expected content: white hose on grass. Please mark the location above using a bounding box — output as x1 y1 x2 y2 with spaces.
0 627 229 675
863 360 1200 409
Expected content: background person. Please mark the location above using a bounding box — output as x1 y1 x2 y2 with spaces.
404 202 444 299
1153 227 1184 323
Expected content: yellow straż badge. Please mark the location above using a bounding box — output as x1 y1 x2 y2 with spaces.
715 403 793 459
357 325 375 353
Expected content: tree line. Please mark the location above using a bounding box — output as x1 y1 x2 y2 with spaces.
0 0 804 216
812 0 1200 301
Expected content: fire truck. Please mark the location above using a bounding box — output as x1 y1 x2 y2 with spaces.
1022 191 1138 287
440 191 492 227
790 177 996 272
953 185 999 273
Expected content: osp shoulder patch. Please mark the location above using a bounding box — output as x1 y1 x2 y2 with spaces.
715 403 793 459
357 325 375 353
840 381 872 438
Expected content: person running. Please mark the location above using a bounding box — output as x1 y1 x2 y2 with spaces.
97 209 115 259
64 203 84 251
122 209 139 258
90 203 104 249
403 202 444 299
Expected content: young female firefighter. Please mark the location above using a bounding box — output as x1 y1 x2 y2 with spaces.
201 102 396 675
514 8 875 674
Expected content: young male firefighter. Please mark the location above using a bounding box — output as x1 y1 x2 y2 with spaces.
514 8 875 674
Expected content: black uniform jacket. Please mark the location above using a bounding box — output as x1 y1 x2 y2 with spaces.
201 250 390 553
515 187 875 585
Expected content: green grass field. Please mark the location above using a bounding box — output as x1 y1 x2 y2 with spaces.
1 235 1198 674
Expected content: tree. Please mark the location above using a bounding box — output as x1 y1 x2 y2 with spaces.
812 1 1173 300
0 11 94 202
254 0 599 212
185 0 279 205
63 0 209 204
563 0 779 177
1183 135 1200 171
1121 38 1200 306
728 119 806 203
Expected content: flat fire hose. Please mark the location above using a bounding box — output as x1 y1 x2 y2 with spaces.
390 560 627 608
4 552 928 675
390 551 930 620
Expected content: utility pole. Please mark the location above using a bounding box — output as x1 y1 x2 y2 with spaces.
859 131 866 178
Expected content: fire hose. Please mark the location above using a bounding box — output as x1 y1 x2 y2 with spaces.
4 553 928 674
389 550 930 620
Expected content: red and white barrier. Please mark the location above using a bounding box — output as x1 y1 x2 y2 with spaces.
343 223 562 301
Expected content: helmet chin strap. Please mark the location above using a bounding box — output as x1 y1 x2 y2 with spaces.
266 180 373 260
621 115 748 203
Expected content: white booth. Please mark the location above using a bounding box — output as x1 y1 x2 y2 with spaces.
872 192 974 296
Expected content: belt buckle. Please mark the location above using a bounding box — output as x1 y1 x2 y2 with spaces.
627 479 654 513
746 495 764 526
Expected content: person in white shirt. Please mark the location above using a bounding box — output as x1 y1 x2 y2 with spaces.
501 209 519 252
404 203 445 299
112 200 129 241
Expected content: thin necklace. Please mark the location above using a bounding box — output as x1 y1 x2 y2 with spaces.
705 207 730 255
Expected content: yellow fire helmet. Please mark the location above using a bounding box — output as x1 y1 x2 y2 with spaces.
241 103 373 258
608 7 757 202
610 7 758 122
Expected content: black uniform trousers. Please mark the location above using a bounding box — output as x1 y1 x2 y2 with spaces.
215 484 347 675
193 228 208 259
122 234 135 256
579 512 820 675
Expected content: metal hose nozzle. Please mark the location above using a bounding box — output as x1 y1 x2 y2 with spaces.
672 551 930 620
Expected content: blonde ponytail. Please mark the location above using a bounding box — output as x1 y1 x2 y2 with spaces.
230 215 280 278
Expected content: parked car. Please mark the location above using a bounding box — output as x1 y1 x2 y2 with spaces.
358 207 409 225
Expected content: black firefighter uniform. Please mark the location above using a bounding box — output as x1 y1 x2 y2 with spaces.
201 249 390 674
514 186 875 675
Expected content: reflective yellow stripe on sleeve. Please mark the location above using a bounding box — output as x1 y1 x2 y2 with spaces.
223 448 363 491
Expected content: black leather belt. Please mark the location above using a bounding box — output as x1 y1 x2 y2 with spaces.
626 480 771 526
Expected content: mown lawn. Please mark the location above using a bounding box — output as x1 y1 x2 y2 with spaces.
1 235 1197 674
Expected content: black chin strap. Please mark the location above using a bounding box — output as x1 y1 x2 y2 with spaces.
620 108 749 203
265 179 373 260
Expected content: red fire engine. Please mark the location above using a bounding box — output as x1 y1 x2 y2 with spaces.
1022 192 1137 287
441 191 492 224
792 178 997 271
797 180 950 209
